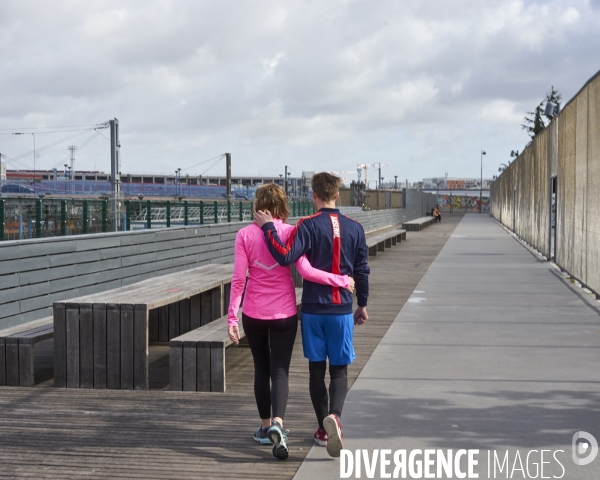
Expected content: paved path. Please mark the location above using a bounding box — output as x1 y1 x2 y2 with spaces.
0 217 463 479
294 214 600 480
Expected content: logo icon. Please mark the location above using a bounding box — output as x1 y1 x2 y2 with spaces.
572 431 598 466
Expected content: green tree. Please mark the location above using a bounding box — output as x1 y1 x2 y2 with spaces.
521 86 562 140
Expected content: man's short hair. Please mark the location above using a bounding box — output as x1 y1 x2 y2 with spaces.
311 172 341 202
254 183 290 220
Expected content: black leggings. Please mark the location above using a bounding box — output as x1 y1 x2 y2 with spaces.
242 313 298 420
309 361 348 429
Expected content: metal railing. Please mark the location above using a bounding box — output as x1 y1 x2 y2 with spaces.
0 197 317 241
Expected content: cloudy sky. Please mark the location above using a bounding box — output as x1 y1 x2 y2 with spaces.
1 0 599 184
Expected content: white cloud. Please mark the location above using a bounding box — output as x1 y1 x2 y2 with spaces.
0 0 599 181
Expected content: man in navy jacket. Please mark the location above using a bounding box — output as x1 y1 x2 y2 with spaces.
255 172 370 458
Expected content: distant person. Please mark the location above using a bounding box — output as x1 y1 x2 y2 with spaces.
227 183 354 461
255 172 370 458
433 205 442 222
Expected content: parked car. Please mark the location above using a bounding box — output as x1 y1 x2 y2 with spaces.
1 183 35 194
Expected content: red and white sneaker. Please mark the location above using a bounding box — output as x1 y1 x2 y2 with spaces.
314 427 328 446
323 414 343 457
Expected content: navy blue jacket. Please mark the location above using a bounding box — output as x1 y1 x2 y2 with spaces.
261 208 370 315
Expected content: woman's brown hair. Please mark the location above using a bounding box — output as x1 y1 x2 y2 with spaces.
253 183 290 220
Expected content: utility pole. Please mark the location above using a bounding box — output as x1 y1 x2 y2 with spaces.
109 119 120 231
285 165 289 196
378 164 382 189
480 150 486 214
225 153 232 200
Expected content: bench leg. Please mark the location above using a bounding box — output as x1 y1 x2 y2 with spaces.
18 343 34 387
210 342 225 392
0 339 5 386
5 340 19 386
169 344 183 391
391 236 397 246
197 343 211 391
368 246 378 257
182 342 197 392
377 241 385 252
385 238 392 248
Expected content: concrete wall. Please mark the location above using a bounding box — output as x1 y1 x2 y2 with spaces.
403 189 438 219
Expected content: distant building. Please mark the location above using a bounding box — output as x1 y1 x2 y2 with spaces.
446 179 465 190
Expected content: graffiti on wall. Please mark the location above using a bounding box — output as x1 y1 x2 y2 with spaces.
436 194 490 212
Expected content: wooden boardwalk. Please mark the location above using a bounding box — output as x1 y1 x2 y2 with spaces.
0 214 463 479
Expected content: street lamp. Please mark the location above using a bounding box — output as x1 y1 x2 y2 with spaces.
480 150 486 214
13 132 35 193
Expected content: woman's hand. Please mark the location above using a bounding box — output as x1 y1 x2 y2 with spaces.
254 209 274 227
345 277 355 293
228 325 241 345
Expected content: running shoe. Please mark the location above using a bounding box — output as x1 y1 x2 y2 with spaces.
267 420 289 460
314 427 328 446
323 414 343 457
253 426 273 445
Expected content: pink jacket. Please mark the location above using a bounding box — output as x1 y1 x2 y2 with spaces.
228 219 350 326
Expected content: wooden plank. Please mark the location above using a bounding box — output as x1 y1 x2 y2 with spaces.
200 291 211 326
196 343 211 392
53 303 67 388
210 342 225 392
211 286 222 321
79 305 94 389
169 344 183 391
182 341 197 392
93 304 107 389
223 282 231 315
168 302 180 340
179 299 191 335
190 294 201 330
158 306 169 343
66 305 80 389
0 338 5 386
18 343 34 387
133 304 148 390
120 304 134 390
5 338 19 386
148 308 159 343
106 304 121 390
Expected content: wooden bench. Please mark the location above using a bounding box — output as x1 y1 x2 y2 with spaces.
53 263 234 390
366 228 406 257
402 216 435 232
0 317 54 387
170 288 303 392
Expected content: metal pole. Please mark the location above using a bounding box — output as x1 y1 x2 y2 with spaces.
81 200 89 234
227 200 231 222
200 201 204 225
225 153 232 200
101 200 107 233
125 200 131 231
184 201 189 226
35 199 42 238
213 201 218 223
109 119 120 231
32 133 36 195
0 199 4 241
146 200 152 230
61 200 67 235
239 201 243 222
285 165 289 196
480 150 486 214
166 201 171 228
292 201 297 217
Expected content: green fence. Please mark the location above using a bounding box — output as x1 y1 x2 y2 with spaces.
0 197 316 241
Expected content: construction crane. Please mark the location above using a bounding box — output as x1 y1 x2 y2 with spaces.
357 163 389 188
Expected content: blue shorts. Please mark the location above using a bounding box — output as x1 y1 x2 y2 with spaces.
301 312 356 365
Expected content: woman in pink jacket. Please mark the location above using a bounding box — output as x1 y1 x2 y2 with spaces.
228 184 353 461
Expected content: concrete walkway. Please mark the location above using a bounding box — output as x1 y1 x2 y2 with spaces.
294 215 600 479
